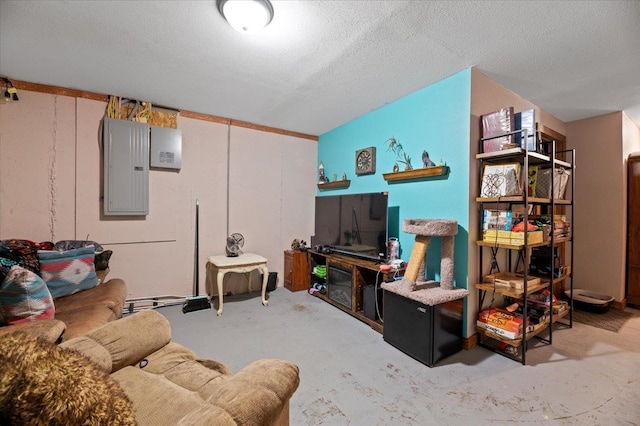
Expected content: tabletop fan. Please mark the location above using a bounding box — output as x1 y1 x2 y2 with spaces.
226 233 244 257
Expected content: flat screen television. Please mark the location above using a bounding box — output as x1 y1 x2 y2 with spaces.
314 192 388 261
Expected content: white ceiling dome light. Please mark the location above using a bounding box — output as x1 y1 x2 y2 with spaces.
217 0 274 34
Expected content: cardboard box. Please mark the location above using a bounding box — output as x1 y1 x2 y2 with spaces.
483 210 513 231
510 231 543 245
483 229 512 244
483 272 541 290
478 308 523 334
552 301 569 314
477 320 521 340
483 230 512 239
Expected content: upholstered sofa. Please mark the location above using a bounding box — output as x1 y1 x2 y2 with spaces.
0 271 127 343
52 270 127 341
0 309 300 425
0 269 127 342
0 237 127 343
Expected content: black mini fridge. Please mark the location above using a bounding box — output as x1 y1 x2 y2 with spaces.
383 290 463 367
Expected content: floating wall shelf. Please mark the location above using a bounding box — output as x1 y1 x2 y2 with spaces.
382 166 449 182
317 180 350 190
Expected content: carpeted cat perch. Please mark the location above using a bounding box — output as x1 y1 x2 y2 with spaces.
382 219 469 305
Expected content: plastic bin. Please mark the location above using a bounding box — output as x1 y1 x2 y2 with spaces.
261 272 278 292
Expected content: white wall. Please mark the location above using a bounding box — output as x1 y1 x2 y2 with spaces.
0 90 317 299
0 91 77 241
228 126 317 293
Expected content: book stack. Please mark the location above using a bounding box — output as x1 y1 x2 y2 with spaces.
511 303 549 326
552 216 571 238
483 209 513 231
477 308 523 339
528 214 570 239
483 272 541 290
482 209 513 243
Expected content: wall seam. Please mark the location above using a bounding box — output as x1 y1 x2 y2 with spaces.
280 138 284 252
74 97 78 239
48 96 58 241
226 123 231 237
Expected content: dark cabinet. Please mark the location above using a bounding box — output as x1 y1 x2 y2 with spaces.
383 290 463 367
628 155 640 307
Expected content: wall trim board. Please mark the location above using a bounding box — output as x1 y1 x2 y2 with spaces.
12 79 318 141
229 119 318 141
180 110 231 125
13 79 109 102
540 124 566 143
463 334 478 350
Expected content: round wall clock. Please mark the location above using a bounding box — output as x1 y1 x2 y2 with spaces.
355 146 376 175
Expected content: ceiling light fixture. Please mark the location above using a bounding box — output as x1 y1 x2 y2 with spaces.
217 0 274 34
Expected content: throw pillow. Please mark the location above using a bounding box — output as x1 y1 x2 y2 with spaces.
0 265 55 325
38 246 99 299
0 331 136 425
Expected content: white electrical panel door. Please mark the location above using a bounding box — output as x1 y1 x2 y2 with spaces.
103 118 149 215
150 126 182 170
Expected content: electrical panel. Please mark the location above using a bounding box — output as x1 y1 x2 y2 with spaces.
103 117 149 215
150 126 182 170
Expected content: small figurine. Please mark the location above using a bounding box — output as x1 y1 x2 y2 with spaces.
342 172 347 181
332 173 337 182
422 150 436 168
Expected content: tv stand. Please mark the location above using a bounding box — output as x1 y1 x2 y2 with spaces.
307 250 402 333
327 246 383 263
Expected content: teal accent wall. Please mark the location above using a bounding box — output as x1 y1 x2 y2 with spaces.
318 68 471 289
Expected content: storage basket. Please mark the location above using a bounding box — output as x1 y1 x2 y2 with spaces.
535 168 570 199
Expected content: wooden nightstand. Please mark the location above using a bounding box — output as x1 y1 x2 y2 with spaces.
284 250 309 292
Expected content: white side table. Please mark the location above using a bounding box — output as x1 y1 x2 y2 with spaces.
206 253 269 316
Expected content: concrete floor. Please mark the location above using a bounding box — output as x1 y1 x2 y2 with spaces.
158 289 640 425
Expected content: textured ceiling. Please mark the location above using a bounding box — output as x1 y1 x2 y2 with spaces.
1 1 639 136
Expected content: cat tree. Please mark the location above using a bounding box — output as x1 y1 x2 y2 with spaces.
382 218 469 304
